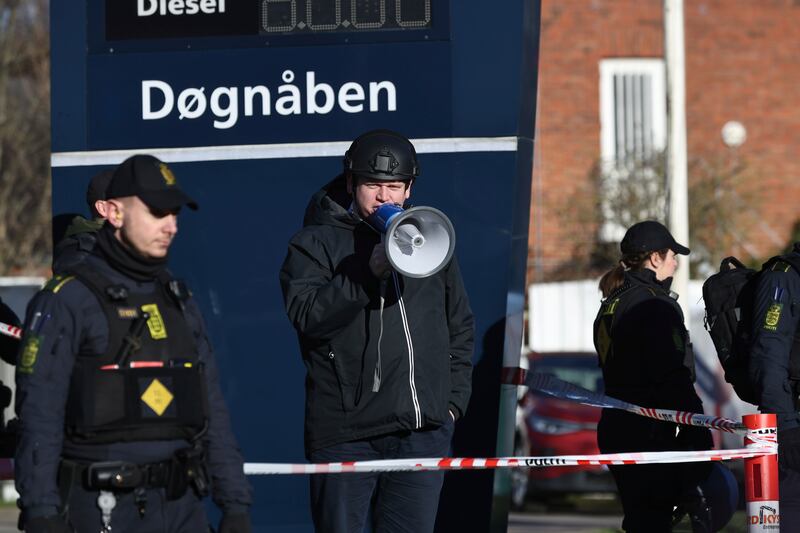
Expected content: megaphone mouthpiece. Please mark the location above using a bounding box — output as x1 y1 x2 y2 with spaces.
394 223 426 252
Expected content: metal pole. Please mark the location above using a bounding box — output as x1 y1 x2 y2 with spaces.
664 0 691 324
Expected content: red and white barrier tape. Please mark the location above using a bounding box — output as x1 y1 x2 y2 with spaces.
522 371 750 435
244 445 776 475
0 322 21 341
632 406 745 435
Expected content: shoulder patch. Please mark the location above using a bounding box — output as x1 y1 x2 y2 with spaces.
17 335 41 374
764 302 783 331
43 275 75 294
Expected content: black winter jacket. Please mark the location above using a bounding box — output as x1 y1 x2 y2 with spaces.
593 269 711 453
280 176 474 455
594 269 701 410
594 269 712 456
749 251 800 431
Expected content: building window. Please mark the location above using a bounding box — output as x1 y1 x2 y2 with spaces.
598 58 667 241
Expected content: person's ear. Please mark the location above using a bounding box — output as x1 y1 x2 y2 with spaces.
649 251 663 268
107 201 124 228
404 180 413 201
95 200 109 220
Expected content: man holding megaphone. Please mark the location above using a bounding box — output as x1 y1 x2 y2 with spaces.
280 129 475 533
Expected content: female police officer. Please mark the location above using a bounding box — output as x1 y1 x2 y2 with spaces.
593 220 713 532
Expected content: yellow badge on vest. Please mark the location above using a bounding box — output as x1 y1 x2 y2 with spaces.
764 303 783 331
141 378 174 416
141 303 167 339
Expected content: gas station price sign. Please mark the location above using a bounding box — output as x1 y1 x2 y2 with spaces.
262 0 432 33
105 0 438 44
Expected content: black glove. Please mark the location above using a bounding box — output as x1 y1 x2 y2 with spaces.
24 515 72 533
779 427 800 471
218 512 252 533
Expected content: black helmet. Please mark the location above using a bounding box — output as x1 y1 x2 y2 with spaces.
343 129 420 182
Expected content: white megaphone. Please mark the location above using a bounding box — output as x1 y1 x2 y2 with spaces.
367 203 456 278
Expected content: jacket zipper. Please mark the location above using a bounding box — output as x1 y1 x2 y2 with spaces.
328 351 347 412
392 273 422 429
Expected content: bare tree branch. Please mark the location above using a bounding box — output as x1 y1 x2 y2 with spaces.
0 0 50 274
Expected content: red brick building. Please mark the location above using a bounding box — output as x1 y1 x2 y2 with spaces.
529 0 800 282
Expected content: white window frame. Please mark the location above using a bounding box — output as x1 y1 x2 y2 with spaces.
598 58 667 242
599 58 667 166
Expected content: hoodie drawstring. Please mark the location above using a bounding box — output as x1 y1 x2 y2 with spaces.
372 278 387 392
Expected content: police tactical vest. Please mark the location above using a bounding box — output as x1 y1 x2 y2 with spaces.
64 266 208 444
594 280 696 394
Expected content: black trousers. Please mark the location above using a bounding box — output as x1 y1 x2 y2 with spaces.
598 409 709 533
309 420 454 533
64 484 208 533
780 464 800 531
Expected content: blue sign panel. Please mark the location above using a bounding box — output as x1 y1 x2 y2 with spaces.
85 44 452 148
50 1 540 531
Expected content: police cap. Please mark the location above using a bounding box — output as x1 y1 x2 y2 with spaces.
620 220 690 256
107 155 198 211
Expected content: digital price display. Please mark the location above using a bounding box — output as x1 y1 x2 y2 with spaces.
261 0 432 34
105 0 434 42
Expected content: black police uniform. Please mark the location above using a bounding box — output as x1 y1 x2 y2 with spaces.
15 226 252 532
749 245 800 529
593 269 712 532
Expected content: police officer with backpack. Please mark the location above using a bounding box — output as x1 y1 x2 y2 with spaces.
15 155 252 533
749 243 800 529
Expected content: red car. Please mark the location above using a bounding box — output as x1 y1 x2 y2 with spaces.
511 352 615 508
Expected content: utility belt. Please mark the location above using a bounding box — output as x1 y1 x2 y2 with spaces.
60 446 209 500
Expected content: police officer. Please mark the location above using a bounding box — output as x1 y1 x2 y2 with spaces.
280 129 474 533
16 155 252 533
749 242 800 529
593 221 714 532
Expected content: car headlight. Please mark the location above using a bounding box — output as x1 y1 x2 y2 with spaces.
529 415 591 435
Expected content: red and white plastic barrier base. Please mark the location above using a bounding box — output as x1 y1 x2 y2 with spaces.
744 414 780 532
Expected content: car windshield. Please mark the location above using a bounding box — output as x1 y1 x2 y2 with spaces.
532 355 603 393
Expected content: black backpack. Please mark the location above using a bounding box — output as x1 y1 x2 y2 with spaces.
702 255 800 405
